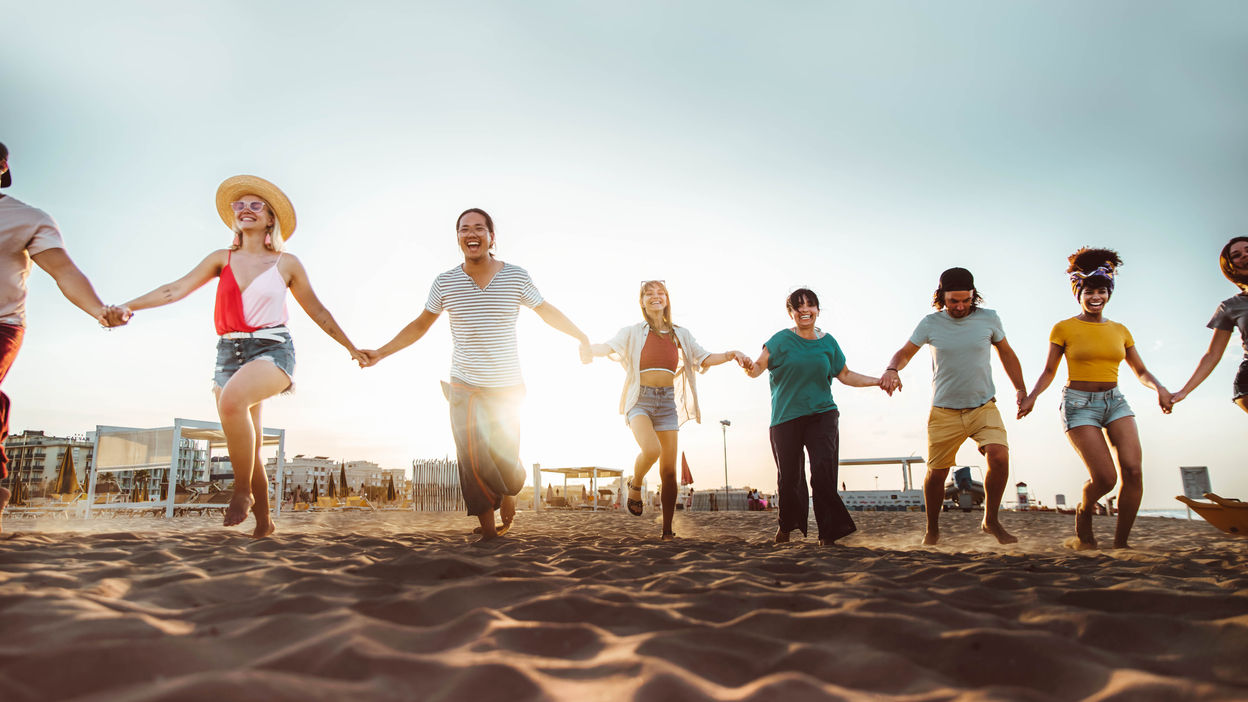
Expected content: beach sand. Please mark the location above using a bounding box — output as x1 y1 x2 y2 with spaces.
0 508 1244 701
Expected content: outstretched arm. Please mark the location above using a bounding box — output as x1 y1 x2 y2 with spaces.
992 337 1028 408
880 341 920 395
284 254 365 364
1170 328 1233 406
533 302 590 345
836 366 882 389
30 248 111 325
1018 343 1064 418
363 310 441 366
703 350 752 371
1124 345 1172 413
121 250 224 314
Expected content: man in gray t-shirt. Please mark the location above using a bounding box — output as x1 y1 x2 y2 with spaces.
881 268 1026 546
0 142 125 531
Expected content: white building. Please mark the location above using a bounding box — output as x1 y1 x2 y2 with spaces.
3 430 93 493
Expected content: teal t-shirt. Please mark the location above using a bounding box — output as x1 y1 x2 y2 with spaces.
765 329 846 426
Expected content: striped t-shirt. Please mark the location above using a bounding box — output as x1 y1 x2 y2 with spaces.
425 262 544 387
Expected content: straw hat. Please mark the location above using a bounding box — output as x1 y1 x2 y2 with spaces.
215 175 296 240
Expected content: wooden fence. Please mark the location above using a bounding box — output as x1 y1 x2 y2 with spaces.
410 458 465 512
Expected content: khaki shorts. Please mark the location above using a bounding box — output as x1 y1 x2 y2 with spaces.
927 400 1008 471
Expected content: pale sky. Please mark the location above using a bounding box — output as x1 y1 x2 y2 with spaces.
3 1 1245 508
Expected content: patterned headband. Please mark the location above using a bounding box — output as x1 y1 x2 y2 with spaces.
1069 266 1116 297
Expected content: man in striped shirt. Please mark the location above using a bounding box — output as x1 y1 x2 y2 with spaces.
363 208 589 540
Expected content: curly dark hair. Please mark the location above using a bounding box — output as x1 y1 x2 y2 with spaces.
1067 247 1122 274
786 288 819 312
1220 236 1248 290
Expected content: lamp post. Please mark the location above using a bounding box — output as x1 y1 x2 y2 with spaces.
720 419 731 510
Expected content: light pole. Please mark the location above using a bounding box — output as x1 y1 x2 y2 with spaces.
720 420 731 510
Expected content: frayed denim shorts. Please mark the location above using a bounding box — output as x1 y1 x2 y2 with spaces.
1233 357 1248 401
214 327 295 391
626 385 679 431
1060 386 1133 431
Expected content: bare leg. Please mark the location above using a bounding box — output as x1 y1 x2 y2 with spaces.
981 444 1017 544
1064 426 1118 550
475 512 498 541
656 430 678 538
216 361 290 528
498 495 515 536
1106 417 1143 549
0 485 8 534
922 468 949 545
248 404 275 539
627 415 660 516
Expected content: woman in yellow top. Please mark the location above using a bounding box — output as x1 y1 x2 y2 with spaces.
1018 248 1171 550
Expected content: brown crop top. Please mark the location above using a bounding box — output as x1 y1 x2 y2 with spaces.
639 329 678 373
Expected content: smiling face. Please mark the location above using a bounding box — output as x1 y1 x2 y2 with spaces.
788 296 819 331
1229 241 1248 274
640 282 669 323
1079 286 1110 316
457 211 494 262
233 195 273 234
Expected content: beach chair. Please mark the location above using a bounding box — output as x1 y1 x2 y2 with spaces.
315 496 341 510
1176 492 1248 535
293 501 310 511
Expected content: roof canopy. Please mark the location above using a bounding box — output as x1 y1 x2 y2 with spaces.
540 466 623 479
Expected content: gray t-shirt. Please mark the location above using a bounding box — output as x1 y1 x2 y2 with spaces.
909 307 1006 409
1208 293 1248 356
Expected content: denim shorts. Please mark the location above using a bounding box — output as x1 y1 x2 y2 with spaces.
1233 357 1248 400
214 328 296 391
626 385 679 431
1060 386 1133 431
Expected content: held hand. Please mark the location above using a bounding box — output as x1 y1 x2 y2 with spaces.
1157 387 1174 414
1168 389 1188 407
732 351 754 372
880 369 901 394
1016 389 1027 410
357 349 383 368
100 305 133 328
1017 394 1036 419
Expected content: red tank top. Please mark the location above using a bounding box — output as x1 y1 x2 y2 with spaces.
639 329 678 372
214 252 260 335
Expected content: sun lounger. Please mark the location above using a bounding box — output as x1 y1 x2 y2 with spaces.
1175 492 1248 535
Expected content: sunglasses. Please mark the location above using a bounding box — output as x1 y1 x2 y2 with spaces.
640 279 667 287
230 201 268 213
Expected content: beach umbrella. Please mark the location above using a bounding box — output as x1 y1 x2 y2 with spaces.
10 474 26 506
546 483 554 504
338 463 348 498
311 476 320 502
51 449 81 495
327 474 337 500
681 452 694 486
386 474 397 503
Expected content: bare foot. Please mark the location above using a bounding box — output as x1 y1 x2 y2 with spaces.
500 495 516 526
1073 502 1097 549
1112 540 1131 550
251 521 276 539
774 528 790 543
224 492 254 527
982 520 1018 544
661 531 675 541
922 529 940 545
1063 535 1097 551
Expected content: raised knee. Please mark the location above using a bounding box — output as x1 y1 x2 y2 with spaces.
1090 475 1117 493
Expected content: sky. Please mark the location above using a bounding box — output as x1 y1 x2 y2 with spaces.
3 1 1245 509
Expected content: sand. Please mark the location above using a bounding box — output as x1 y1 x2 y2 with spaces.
0 508 1244 701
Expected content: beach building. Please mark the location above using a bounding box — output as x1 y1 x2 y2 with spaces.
3 430 93 496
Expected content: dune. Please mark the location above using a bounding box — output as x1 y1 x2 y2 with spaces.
0 509 1244 700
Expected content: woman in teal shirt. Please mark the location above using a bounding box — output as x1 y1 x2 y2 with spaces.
747 288 885 545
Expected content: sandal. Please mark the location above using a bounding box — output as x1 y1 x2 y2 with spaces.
626 478 644 516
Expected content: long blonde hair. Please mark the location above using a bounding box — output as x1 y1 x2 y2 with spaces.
639 280 673 331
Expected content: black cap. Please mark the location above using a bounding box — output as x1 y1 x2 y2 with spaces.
0 142 10 188
939 267 974 291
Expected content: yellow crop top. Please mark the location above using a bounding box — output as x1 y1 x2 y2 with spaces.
1049 318 1134 383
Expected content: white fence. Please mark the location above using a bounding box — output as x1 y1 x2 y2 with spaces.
411 458 465 512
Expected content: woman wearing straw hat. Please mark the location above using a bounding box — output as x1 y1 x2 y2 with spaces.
1017 247 1171 550
1169 237 1248 415
115 175 366 536
583 280 751 540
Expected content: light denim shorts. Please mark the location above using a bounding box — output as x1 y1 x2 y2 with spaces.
214 328 296 391
626 385 679 431
1060 386 1133 431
